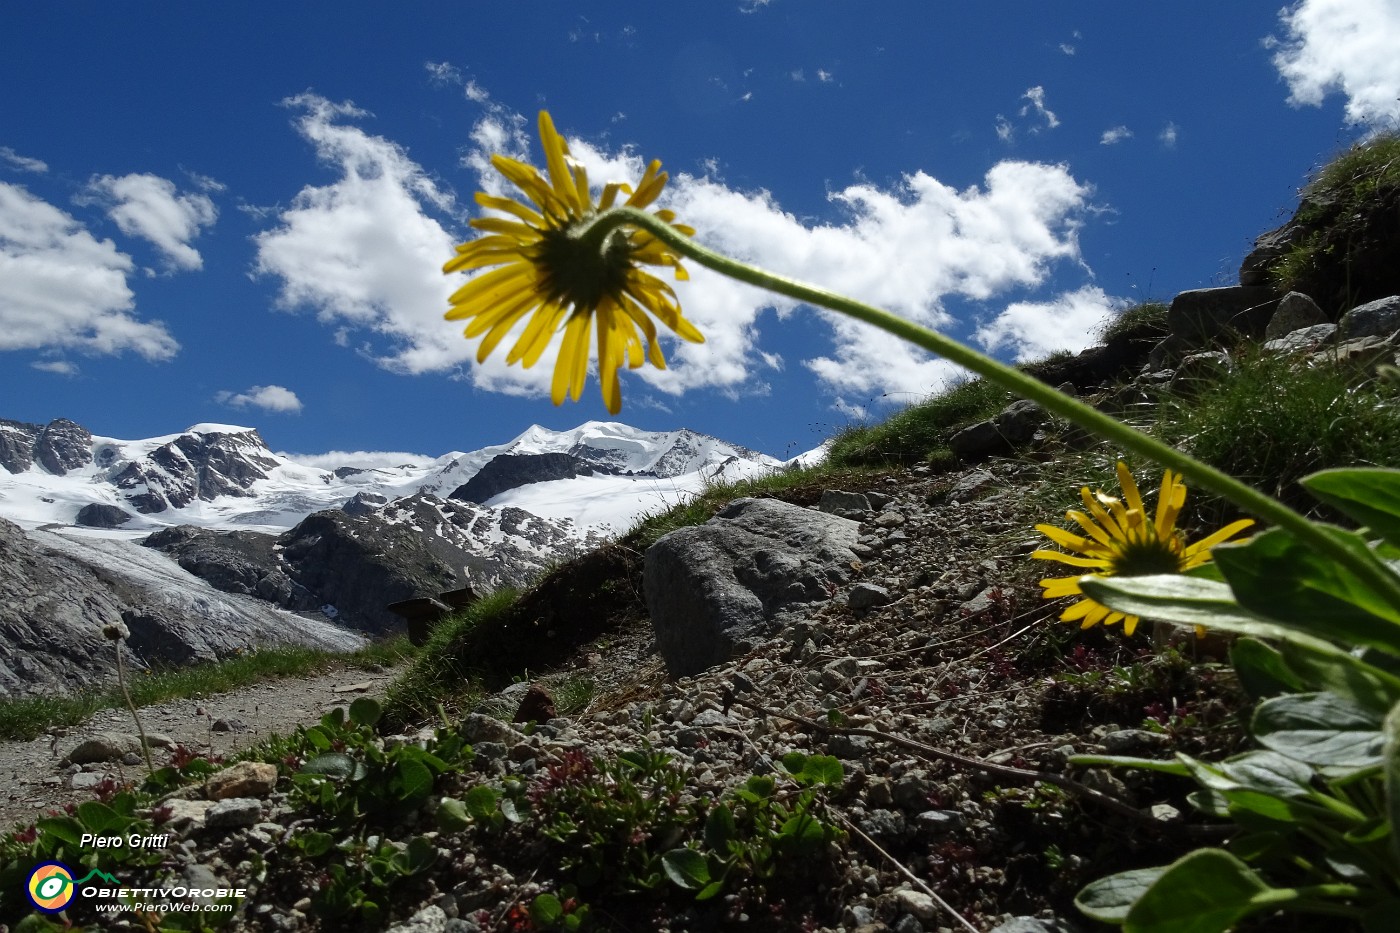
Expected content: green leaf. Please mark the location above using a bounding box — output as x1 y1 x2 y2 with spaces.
1189 751 1317 800
1067 754 1191 777
1384 699 1400 867
1253 692 1385 768
304 726 332 751
301 752 357 779
1212 528 1400 655
780 751 807 775
74 800 125 834
1301 468 1400 549
743 774 776 799
1123 848 1271 933
402 836 437 874
778 813 827 846
797 754 845 787
662 848 712 891
1280 638 1400 715
1079 573 1321 644
465 784 500 821
1230 638 1305 700
436 797 471 832
295 830 334 857
394 757 434 802
35 816 82 846
348 697 382 728
530 893 563 926
499 795 523 823
696 880 726 901
704 803 737 852
1075 865 1166 923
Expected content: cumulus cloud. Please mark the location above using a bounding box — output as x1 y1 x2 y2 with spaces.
0 182 178 360
1100 126 1133 145
1271 0 1400 125
215 384 304 413
975 286 1124 362
255 94 1098 409
0 147 47 173
80 173 219 271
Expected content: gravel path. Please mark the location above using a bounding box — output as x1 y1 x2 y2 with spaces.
0 663 405 830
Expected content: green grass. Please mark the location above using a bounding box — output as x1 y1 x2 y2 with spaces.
1152 349 1400 515
1097 301 1169 346
825 377 1014 469
382 588 521 724
0 636 416 742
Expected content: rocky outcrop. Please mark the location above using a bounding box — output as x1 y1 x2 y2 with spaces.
111 426 282 514
75 503 133 528
0 518 362 697
0 418 93 476
450 452 598 503
143 525 317 611
644 498 861 677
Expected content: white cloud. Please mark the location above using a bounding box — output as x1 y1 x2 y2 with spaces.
740 0 774 11
31 359 78 376
1059 43 1077 56
1019 86 1060 130
790 69 805 82
280 449 432 470
0 182 178 360
1159 121 1179 148
817 69 834 83
975 286 1124 362
1271 0 1400 125
255 94 1098 410
0 147 47 173
215 384 304 413
1100 125 1133 145
995 115 1014 143
252 94 472 378
82 173 218 271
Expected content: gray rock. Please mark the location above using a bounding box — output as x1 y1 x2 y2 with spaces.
894 888 938 921
946 470 997 500
857 808 906 841
1101 729 1172 755
388 905 450 933
829 734 874 759
65 732 144 764
205 797 262 829
68 771 110 790
0 419 40 474
1169 350 1234 394
848 583 891 610
74 503 133 528
644 498 860 677
1338 295 1400 341
1263 322 1337 355
1265 291 1329 339
950 400 1044 462
458 713 528 746
818 489 871 514
1167 286 1280 344
35 419 94 476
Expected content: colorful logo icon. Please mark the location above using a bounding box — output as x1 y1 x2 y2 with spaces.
27 861 75 912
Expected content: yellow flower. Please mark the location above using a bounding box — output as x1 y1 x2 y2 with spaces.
443 110 704 415
1032 462 1254 636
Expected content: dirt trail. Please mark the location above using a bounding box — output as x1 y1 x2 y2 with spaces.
0 664 405 830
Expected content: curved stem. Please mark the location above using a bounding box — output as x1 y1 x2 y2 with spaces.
598 206 1400 611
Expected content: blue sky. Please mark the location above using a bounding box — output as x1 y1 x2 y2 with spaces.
2 1 1396 464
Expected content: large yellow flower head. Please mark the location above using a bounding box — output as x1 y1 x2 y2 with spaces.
443 110 704 415
1032 462 1254 636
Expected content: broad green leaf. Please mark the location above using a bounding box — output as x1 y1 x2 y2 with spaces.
779 813 827 846
1123 848 1271 933
1206 751 1316 799
295 830 334 857
348 696 382 727
1301 468 1400 549
394 757 434 802
780 751 807 775
529 893 563 926
301 751 357 779
1385 699 1400 867
304 726 332 751
465 784 500 821
1075 865 1166 923
402 836 437 874
74 800 126 833
662 848 711 890
1079 574 1320 644
798 754 845 787
1280 638 1400 715
1230 638 1305 700
697 880 725 901
1253 692 1385 768
436 797 470 832
35 816 82 846
499 796 523 823
1211 528 1400 654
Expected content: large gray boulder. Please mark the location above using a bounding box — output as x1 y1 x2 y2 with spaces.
1338 295 1400 341
1265 292 1328 339
1167 287 1280 345
644 498 861 677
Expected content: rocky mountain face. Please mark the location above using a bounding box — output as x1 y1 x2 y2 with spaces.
449 452 597 503
0 418 92 476
107 426 282 514
0 517 362 697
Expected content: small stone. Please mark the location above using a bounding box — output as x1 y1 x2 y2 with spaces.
210 717 251 733
458 713 528 747
512 685 557 724
829 733 874 760
64 732 142 764
387 904 449 933
206 761 278 800
159 798 216 829
874 511 907 528
205 797 262 830
915 810 964 833
848 583 892 610
1150 803 1181 822
819 489 872 513
1101 729 1172 755
68 771 108 790
894 887 938 921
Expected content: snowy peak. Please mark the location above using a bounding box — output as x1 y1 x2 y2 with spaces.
498 421 777 477
102 424 285 514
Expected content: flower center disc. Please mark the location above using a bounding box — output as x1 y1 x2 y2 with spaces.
535 225 632 310
1113 536 1186 577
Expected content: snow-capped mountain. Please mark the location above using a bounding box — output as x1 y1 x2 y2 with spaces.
0 417 790 538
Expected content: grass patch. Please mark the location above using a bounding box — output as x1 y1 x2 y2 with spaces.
825 377 1014 469
1097 301 1169 346
0 636 416 742
382 588 521 725
1153 350 1400 515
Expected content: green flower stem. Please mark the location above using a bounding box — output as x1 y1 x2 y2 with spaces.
599 205 1400 611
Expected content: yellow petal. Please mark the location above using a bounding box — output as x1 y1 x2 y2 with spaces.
1181 518 1256 562
1035 523 1099 555
1030 549 1113 570
1154 470 1187 539
1116 462 1145 516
